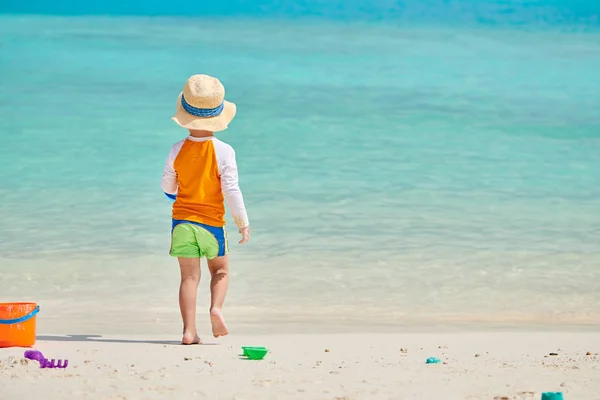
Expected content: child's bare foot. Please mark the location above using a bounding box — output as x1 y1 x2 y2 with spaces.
181 330 202 345
210 308 228 338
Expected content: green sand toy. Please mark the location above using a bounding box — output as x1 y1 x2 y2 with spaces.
242 346 266 356
541 393 564 400
242 346 269 360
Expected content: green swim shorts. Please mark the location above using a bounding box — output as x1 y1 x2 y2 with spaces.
170 220 229 259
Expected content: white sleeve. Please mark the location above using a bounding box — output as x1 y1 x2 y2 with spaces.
219 146 249 229
160 142 181 195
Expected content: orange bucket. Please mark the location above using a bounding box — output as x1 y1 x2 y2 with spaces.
0 303 40 348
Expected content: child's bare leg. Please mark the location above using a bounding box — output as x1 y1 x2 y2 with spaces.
207 255 229 337
178 257 202 344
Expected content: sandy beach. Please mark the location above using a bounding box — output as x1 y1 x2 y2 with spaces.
1 332 599 399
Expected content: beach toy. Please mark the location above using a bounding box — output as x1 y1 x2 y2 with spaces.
242 346 267 357
0 303 40 348
242 346 269 360
541 393 564 400
24 350 69 369
426 357 441 364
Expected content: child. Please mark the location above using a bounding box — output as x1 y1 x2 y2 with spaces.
161 74 250 344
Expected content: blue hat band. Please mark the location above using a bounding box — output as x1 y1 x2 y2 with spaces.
181 94 224 117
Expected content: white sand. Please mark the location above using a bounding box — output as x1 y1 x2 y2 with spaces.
1 332 599 399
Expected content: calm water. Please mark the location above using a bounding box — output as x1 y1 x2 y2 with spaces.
1 15 599 333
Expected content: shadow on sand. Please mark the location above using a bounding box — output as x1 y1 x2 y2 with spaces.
36 334 219 346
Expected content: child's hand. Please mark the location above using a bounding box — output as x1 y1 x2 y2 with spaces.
239 226 250 244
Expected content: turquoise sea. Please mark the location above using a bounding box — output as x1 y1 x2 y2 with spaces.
1 6 599 333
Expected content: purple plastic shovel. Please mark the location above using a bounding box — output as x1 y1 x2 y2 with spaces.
24 350 68 369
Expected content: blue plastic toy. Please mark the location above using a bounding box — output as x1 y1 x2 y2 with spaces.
541 393 564 400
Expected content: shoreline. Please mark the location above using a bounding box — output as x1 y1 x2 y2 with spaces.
4 252 600 335
32 310 600 336
2 331 599 399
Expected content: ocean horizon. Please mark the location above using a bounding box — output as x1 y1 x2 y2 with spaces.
1 3 599 334
1 0 599 26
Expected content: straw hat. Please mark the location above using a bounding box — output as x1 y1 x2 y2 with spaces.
172 74 236 131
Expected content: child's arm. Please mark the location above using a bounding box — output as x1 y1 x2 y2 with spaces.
161 144 179 200
220 147 250 244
